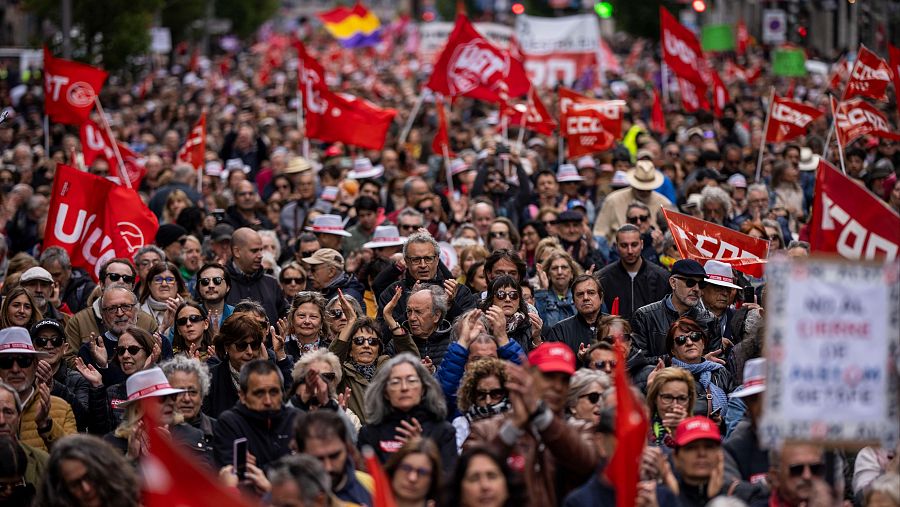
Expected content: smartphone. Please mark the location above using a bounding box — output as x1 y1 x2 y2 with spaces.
212 209 226 223
233 438 248 481
743 286 756 305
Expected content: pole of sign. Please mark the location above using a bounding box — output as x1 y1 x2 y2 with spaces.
399 88 426 146
43 115 50 155
297 64 310 160
830 98 847 175
93 97 132 189
821 95 834 160
754 87 775 183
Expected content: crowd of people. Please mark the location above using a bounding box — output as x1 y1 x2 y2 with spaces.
0 10 898 507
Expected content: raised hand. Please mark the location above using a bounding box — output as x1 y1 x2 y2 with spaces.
74 357 103 388
485 305 508 342
144 342 162 369
646 358 665 387
88 333 108 368
272 323 287 361
34 382 51 429
535 263 549 290
703 348 726 365
443 278 458 301
395 417 423 444
505 362 538 429
36 359 53 386
337 387 352 410
337 289 357 322
383 286 404 332
421 356 435 374
528 312 543 343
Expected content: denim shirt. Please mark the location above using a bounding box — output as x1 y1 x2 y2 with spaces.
534 289 576 331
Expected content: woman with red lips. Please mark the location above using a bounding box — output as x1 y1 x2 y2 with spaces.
0 286 42 330
138 262 189 332
479 275 541 352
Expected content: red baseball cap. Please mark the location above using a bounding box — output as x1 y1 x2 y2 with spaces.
674 416 722 447
528 342 576 375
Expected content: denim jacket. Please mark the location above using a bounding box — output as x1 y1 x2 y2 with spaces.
534 289 576 332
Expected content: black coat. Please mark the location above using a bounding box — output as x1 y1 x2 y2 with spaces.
546 312 606 355
724 420 771 505
357 405 456 471
223 205 275 231
322 272 366 314
60 268 96 313
597 258 671 322
202 352 294 419
224 260 288 325
631 296 717 364
104 423 213 466
213 403 300 470
386 325 453 369
377 269 476 343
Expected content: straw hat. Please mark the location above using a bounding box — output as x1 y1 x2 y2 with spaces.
626 160 664 190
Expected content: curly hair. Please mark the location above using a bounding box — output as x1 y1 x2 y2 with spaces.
159 355 212 399
0 285 42 329
646 367 697 418
456 357 508 413
364 353 446 424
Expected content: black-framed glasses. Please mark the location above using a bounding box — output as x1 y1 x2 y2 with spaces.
106 273 136 284
658 393 690 405
176 314 205 326
0 355 34 369
417 206 434 214
495 290 519 301
199 277 224 287
475 388 507 402
34 335 64 348
406 255 437 265
319 372 337 383
675 277 707 289
233 341 262 352
580 392 602 404
594 360 616 371
674 332 704 346
352 336 380 347
116 345 144 357
102 303 136 315
788 462 825 478
627 215 650 224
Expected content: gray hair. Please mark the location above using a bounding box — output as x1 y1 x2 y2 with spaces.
402 176 426 197
101 285 138 305
326 294 362 316
159 356 212 399
259 230 281 260
451 308 490 342
747 183 769 197
707 497 749 507
700 185 733 216
267 454 332 504
0 381 22 413
132 245 166 264
398 207 425 225
566 369 611 412
410 284 449 318
40 246 72 270
172 164 196 183
786 240 810 252
292 349 343 393
626 202 651 215
364 353 447 424
402 231 440 258
868 474 900 506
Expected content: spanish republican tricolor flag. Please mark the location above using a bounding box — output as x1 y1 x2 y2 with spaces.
318 2 382 49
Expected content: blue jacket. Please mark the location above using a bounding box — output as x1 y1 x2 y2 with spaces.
534 289 576 332
564 473 679 507
436 340 525 420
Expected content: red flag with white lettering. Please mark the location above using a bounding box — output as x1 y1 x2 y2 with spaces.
677 77 709 113
79 121 145 188
764 95 825 143
177 113 206 170
809 159 899 261
711 70 729 118
43 164 158 281
43 47 108 125
663 208 769 278
842 46 894 102
660 7 706 86
501 88 556 136
426 14 529 104
559 87 623 158
889 44 900 115
833 97 900 146
604 341 648 507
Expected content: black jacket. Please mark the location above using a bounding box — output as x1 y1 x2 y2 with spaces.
372 260 456 314
546 312 606 355
631 296 717 363
51 362 91 431
357 405 457 472
724 419 771 505
213 403 300 470
224 260 288 325
597 259 671 321
386 324 453 369
377 269 476 343
61 268 96 313
223 205 275 231
104 423 213 466
202 352 294 419
322 272 366 314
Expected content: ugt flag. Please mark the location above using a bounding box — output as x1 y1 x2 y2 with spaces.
43 47 108 125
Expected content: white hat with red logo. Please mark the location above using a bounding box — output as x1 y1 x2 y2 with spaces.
121 367 185 406
0 327 47 355
730 358 766 398
556 163 584 183
704 260 742 290
363 225 407 249
305 214 352 237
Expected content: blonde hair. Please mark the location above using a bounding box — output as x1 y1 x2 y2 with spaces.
534 237 562 265
114 400 184 439
646 367 697 417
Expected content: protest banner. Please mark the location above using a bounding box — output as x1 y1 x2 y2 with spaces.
417 21 513 64
833 98 900 146
772 47 807 77
43 47 108 125
842 45 893 102
759 255 900 449
663 209 769 278
559 88 623 157
660 7 706 87
514 13 603 88
764 95 824 143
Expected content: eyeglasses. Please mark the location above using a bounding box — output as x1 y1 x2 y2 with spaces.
658 393 690 405
406 255 437 265
475 388 507 402
580 392 603 404
199 276 224 287
102 303 136 315
675 277 707 289
594 360 616 371
153 276 176 285
399 224 421 232
105 273 136 284
283 277 306 285
34 335 64 348
674 332 704 346
138 259 161 268
352 336 380 347
0 355 34 369
398 463 432 478
495 289 519 301
176 314 205 326
319 372 337 383
788 462 826 478
627 214 650 224
489 231 509 238
236 191 256 197
116 345 145 357
417 206 434 214
328 308 344 319
233 341 262 352
387 376 421 389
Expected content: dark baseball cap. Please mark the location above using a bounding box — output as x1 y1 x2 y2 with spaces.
211 223 235 243
31 319 64 338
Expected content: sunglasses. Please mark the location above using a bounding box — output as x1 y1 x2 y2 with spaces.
301 251 316 258
580 392 603 404
0 355 34 369
283 277 306 285
199 277 224 287
489 231 508 238
676 277 708 289
627 214 650 224
176 314 205 326
417 207 434 214
233 341 263 352
495 290 519 301
116 345 144 357
788 463 825 478
475 388 507 402
674 332 704 346
352 336 380 347
106 273 136 284
34 336 64 348
328 309 344 319
399 224 420 231
319 372 337 383
594 360 616 371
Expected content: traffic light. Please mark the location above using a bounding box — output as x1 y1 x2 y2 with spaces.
796 26 807 38
692 0 706 12
594 1 613 19
511 2 525 15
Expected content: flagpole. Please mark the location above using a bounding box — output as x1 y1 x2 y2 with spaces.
399 88 426 146
93 97 132 189
442 97 454 194
43 115 50 155
516 89 532 154
442 145 454 194
821 94 834 160
830 97 847 175
754 87 775 183
558 132 565 167
661 62 669 105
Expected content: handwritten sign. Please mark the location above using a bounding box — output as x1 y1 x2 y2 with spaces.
760 256 899 449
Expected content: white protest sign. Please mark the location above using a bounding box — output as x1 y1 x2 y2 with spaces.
417 22 513 64
515 14 601 88
760 256 900 449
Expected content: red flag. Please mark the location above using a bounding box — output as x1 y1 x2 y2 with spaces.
43 47 108 125
650 89 666 134
559 87 623 158
114 143 147 190
426 14 529 104
842 46 894 101
809 159 899 260
677 77 709 113
177 113 207 170
889 44 900 115
610 297 620 317
785 78 796 99
501 88 557 136
79 121 145 188
663 208 769 278
833 98 900 147
828 57 849 93
736 19 748 55
764 95 825 143
432 96 453 157
660 7 706 86
364 450 397 507
711 71 729 118
604 341 648 507
43 164 158 281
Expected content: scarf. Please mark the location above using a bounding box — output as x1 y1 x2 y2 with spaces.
465 399 511 423
651 413 676 448
228 362 241 392
671 357 728 414
146 295 169 312
351 361 377 381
